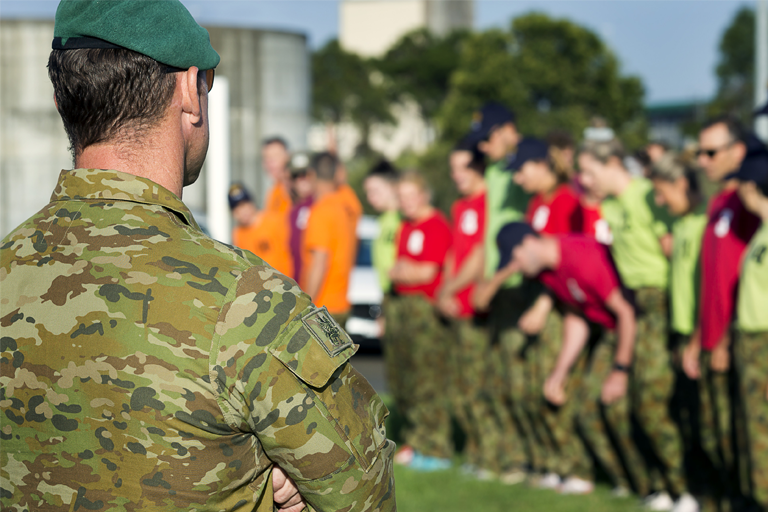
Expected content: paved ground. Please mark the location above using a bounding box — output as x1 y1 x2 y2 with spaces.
350 353 388 394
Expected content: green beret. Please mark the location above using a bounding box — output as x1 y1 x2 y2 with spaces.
53 0 220 70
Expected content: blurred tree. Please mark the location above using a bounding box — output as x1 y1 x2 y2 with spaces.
312 39 393 155
708 6 755 123
439 13 646 150
375 28 470 121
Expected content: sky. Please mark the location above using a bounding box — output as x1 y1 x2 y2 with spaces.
0 0 754 104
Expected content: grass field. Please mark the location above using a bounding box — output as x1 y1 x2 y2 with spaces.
393 464 637 512
383 395 638 511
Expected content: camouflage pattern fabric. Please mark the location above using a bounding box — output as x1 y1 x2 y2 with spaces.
486 340 527 472
631 287 686 497
490 285 542 472
0 169 396 512
390 293 453 459
381 293 412 427
577 328 640 492
536 310 591 479
449 316 499 471
735 330 768 507
698 350 743 509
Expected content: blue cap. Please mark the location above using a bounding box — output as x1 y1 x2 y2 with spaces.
228 183 252 209
510 138 548 171
467 102 516 145
497 222 537 270
734 147 768 195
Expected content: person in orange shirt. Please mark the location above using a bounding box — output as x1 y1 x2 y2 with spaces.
228 183 293 276
301 152 354 322
334 161 363 236
262 136 292 215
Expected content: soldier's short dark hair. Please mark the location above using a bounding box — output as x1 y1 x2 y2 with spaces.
701 114 746 144
311 152 338 182
366 159 400 183
262 136 288 150
48 48 177 160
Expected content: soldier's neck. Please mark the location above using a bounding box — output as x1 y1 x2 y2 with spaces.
76 127 185 198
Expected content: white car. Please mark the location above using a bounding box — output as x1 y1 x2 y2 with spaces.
345 215 384 350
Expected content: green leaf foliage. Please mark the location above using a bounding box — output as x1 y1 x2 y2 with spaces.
312 39 394 154
439 13 645 147
708 6 755 122
375 28 470 120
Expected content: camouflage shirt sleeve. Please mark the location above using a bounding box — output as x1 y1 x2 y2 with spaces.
212 266 396 512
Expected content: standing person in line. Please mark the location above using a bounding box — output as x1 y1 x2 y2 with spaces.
228 183 293 276
511 138 591 492
362 160 407 435
468 102 536 484
0 1 396 510
682 117 761 511
580 137 695 512
288 152 313 281
649 152 708 498
334 159 364 246
262 136 293 215
733 148 768 511
301 152 355 325
436 138 497 477
389 171 454 471
513 137 584 235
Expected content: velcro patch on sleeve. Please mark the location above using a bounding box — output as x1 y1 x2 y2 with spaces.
301 306 353 357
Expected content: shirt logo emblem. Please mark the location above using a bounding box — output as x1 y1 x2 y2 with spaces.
407 230 425 255
595 219 613 245
567 278 587 303
714 209 733 238
460 209 479 235
532 205 550 232
301 306 353 357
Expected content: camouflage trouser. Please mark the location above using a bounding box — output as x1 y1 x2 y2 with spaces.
382 294 413 425
450 315 499 470
492 285 543 472
390 294 453 458
699 348 742 507
735 331 768 507
577 329 639 490
536 310 592 479
630 287 685 496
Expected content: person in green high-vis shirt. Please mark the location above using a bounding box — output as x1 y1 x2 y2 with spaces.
580 137 695 511
733 148 768 510
466 103 540 483
362 161 407 429
649 152 709 510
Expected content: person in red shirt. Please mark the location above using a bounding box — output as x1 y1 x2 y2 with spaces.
389 171 453 471
495 223 669 501
435 139 495 475
682 116 761 508
512 138 584 235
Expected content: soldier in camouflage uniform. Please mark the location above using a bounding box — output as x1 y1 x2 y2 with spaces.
0 2 395 510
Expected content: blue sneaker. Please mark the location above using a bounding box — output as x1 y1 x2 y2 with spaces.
409 452 452 472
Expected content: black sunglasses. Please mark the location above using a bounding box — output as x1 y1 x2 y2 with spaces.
696 141 734 159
